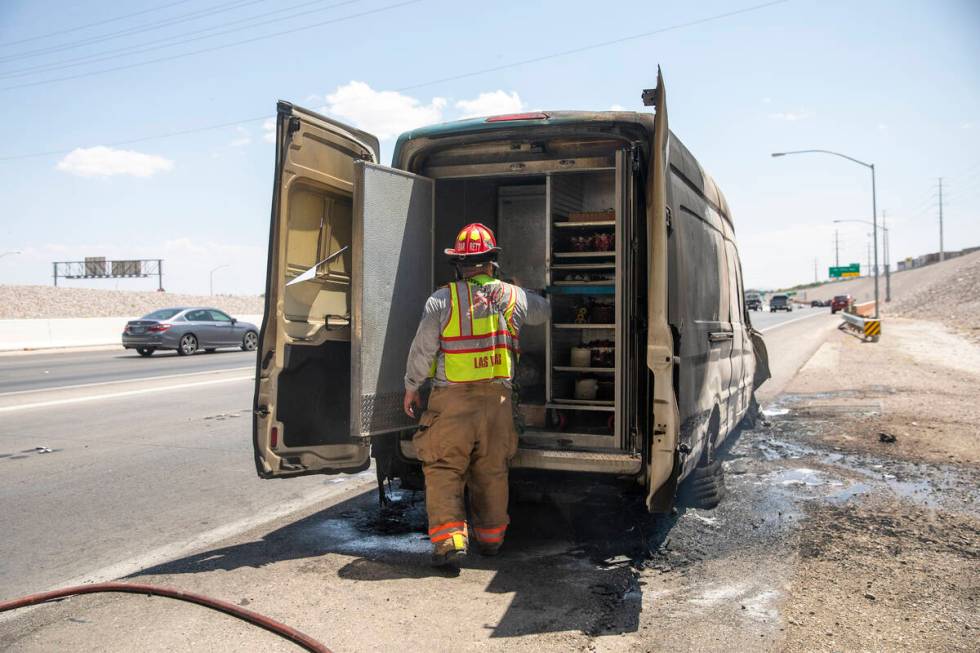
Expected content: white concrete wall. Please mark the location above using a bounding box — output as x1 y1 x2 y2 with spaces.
0 315 263 352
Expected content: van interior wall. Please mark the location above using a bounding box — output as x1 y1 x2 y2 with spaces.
283 184 353 326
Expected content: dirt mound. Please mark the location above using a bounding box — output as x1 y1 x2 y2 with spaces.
886 253 980 341
0 285 264 320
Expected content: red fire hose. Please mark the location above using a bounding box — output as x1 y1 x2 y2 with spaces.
0 582 331 653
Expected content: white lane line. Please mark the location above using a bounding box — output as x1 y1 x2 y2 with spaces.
759 310 830 333
0 365 254 398
0 375 253 414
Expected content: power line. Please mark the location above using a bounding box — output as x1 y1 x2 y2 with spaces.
397 0 792 92
0 0 361 80
0 0 421 92
0 0 270 64
0 0 194 49
0 0 794 160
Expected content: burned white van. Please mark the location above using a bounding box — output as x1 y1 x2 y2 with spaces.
252 74 769 511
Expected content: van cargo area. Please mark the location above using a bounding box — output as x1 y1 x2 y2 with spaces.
404 153 644 474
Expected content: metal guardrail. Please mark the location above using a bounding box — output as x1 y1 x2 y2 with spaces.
839 310 881 342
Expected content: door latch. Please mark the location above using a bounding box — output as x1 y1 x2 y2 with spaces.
708 331 734 343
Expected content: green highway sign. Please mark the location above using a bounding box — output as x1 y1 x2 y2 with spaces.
829 263 860 278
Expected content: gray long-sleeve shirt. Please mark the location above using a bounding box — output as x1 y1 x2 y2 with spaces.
404 279 550 391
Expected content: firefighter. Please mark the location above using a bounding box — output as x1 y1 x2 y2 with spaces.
403 223 550 567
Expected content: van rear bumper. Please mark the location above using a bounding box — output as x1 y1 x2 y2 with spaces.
399 440 641 475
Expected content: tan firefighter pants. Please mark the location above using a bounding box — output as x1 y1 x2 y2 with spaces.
413 383 518 549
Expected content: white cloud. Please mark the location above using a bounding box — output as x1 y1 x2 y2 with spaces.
263 118 276 143
762 97 772 104
609 104 626 111
768 110 813 122
877 123 888 131
455 90 525 118
323 81 446 140
56 146 173 178
230 126 251 147
962 121 974 130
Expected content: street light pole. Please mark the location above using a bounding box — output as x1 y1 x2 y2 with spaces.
209 264 229 296
772 150 879 318
834 218 891 301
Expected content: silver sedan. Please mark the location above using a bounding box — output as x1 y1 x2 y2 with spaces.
122 307 259 357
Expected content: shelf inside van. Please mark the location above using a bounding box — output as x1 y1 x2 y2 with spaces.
553 366 615 374
548 400 615 411
549 286 614 295
553 323 615 329
554 251 616 258
552 280 614 287
550 263 616 271
553 221 615 228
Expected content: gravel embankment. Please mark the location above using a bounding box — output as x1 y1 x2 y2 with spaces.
0 285 264 320
886 252 980 341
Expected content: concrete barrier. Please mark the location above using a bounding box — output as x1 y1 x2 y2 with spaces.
852 301 876 317
0 314 264 352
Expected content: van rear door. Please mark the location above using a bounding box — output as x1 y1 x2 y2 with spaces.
644 70 682 512
253 103 434 479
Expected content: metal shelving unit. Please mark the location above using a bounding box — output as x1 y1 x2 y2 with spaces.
544 168 621 444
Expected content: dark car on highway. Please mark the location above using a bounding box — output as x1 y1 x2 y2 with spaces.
830 295 852 314
769 294 792 312
122 307 258 357
745 292 763 311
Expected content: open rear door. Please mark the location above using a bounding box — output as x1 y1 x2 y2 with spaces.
644 69 682 511
351 162 434 437
253 102 389 479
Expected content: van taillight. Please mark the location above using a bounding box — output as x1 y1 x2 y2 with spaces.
486 112 548 122
147 324 171 332
270 427 278 449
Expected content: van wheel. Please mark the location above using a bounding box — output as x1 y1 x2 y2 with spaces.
680 459 726 509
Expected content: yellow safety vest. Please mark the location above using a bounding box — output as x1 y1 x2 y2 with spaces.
439 274 519 383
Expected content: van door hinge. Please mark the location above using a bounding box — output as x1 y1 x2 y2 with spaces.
254 405 270 418
665 206 673 234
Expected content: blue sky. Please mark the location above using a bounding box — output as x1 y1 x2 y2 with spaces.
1 0 978 294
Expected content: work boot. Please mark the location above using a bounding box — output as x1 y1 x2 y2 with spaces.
431 533 467 567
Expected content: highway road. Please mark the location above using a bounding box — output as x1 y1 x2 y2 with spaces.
0 347 256 394
0 306 835 602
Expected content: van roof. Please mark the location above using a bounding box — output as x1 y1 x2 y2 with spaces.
392 110 654 166
392 110 733 226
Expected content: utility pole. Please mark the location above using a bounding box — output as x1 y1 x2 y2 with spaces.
883 211 891 302
938 177 944 262
867 241 871 277
834 229 840 267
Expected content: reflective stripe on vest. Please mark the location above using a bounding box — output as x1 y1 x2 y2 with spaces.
440 276 518 383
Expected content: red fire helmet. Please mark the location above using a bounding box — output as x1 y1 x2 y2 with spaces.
444 223 502 258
